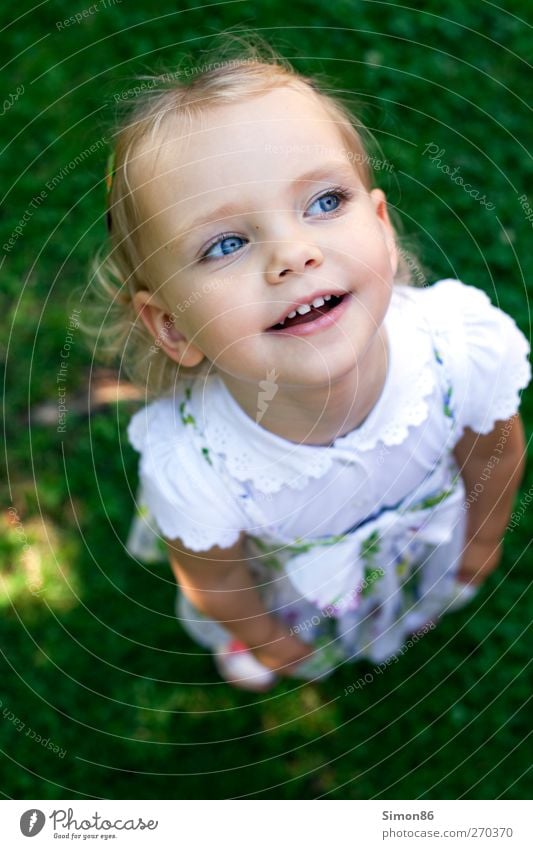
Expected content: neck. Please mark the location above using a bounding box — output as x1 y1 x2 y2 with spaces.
218 326 389 446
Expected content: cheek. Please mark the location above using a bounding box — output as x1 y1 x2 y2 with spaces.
340 219 382 258
363 229 396 277
346 237 392 282
184 301 241 354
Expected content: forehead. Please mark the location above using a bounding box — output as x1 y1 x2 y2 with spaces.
133 87 353 210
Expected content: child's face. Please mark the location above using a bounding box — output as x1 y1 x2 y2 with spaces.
133 86 398 388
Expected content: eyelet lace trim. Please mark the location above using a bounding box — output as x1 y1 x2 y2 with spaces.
191 289 438 494
204 416 333 494
128 281 531 500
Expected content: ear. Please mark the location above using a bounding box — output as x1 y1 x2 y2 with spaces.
370 188 399 277
132 290 205 368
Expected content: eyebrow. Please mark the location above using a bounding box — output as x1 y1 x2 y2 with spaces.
172 160 358 246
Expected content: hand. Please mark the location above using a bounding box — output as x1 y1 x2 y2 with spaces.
250 631 315 677
456 538 503 586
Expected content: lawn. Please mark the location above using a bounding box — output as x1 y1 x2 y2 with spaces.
1 0 531 799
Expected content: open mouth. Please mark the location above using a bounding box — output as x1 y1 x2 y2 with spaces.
267 293 346 331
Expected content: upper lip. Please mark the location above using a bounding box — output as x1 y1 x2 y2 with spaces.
266 288 348 330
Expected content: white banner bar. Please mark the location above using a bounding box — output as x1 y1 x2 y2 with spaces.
1 800 530 848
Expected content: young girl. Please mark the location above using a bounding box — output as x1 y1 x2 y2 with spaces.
96 41 531 691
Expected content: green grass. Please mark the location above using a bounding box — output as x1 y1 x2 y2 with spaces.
1 0 531 799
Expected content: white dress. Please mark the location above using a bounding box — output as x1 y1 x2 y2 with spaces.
125 279 531 678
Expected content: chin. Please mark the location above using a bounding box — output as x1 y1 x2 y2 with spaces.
286 350 363 387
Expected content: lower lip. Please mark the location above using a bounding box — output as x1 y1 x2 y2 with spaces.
267 294 353 337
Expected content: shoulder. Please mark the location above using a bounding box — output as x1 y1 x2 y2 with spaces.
126 384 250 549
127 398 184 454
127 388 191 461
407 278 525 339
127 387 205 508
126 381 226 488
409 278 531 436
401 278 496 326
403 278 529 358
127 380 226 473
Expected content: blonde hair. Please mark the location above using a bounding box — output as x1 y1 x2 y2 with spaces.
87 32 424 398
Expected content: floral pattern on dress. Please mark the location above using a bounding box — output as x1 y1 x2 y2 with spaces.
126 298 495 677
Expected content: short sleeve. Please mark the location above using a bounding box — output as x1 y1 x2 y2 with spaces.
427 279 531 440
127 399 250 551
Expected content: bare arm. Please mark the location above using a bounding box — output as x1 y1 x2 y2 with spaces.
453 413 527 585
166 534 313 674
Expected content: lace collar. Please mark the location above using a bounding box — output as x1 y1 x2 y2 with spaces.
189 286 436 494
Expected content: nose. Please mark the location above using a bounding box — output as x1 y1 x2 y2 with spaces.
265 238 324 284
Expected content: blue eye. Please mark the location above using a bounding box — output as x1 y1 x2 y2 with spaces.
307 191 343 215
202 234 247 261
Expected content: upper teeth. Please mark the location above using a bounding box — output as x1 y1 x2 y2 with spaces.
281 294 333 324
